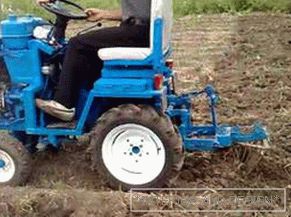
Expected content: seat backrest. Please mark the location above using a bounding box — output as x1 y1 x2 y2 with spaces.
150 0 173 53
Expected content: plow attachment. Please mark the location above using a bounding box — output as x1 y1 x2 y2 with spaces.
215 123 268 147
167 85 269 152
227 123 268 145
182 123 268 152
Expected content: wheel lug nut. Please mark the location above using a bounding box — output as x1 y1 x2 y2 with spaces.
124 152 127 155
139 154 142 157
146 152 149 155
129 153 133 156
139 145 143 148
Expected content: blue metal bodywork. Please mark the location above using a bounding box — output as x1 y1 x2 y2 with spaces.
0 15 268 151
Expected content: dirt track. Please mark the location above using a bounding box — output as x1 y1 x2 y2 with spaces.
0 13 290 216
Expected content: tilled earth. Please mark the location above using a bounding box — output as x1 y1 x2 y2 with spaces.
0 13 290 217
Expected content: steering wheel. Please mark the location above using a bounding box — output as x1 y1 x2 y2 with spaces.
41 0 88 20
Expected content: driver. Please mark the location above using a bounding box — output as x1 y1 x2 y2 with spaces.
35 0 151 122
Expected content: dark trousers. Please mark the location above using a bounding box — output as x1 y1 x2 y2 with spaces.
54 22 150 108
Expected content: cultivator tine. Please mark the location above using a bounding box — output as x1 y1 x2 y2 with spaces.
284 163 291 178
238 139 271 150
228 142 267 174
231 136 271 174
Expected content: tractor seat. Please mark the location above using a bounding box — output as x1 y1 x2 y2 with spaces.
98 0 172 62
98 47 151 61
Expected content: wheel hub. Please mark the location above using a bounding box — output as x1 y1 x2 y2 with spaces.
0 150 16 183
0 159 5 169
132 146 141 154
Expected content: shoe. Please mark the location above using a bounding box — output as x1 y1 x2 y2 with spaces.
36 99 75 122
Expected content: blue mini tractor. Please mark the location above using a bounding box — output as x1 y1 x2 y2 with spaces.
0 0 268 190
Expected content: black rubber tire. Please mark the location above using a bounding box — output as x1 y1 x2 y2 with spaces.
89 104 185 191
0 141 32 186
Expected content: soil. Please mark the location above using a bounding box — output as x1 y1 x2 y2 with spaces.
0 13 290 217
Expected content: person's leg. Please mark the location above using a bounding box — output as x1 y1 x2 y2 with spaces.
37 24 150 121
55 23 149 107
53 38 95 109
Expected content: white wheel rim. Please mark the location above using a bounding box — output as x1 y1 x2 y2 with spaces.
0 150 16 183
102 123 166 186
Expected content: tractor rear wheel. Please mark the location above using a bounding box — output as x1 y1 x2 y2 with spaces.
0 141 32 186
89 104 184 191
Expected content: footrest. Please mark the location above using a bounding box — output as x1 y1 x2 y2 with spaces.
46 121 76 129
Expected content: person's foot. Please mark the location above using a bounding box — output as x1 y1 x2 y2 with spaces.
35 99 75 122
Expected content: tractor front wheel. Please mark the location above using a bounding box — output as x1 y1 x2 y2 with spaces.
0 141 32 186
89 104 184 191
